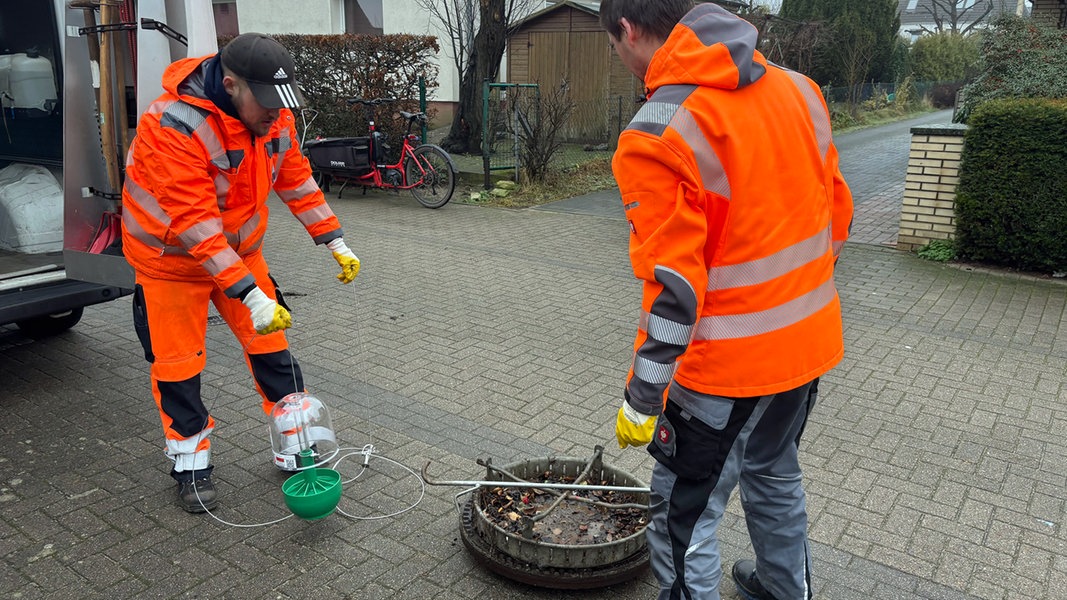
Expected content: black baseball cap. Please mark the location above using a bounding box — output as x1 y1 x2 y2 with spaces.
220 33 306 109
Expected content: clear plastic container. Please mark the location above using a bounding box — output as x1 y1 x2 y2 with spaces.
267 392 339 471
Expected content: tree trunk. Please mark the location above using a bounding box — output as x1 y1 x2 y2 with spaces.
441 0 508 155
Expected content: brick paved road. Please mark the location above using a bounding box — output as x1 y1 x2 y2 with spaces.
835 109 954 247
2 116 1065 598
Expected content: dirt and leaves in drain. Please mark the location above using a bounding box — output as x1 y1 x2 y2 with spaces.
479 472 648 545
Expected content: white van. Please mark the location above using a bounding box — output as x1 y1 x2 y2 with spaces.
0 0 216 337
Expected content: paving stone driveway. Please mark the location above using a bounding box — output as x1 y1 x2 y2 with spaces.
1 114 1065 598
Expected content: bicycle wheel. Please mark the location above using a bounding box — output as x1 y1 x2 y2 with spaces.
405 145 455 209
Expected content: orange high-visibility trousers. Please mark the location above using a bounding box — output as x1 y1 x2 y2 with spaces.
132 249 302 477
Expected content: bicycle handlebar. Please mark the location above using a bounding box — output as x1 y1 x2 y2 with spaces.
345 97 396 106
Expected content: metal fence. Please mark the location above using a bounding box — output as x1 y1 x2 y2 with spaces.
483 86 643 182
482 79 961 182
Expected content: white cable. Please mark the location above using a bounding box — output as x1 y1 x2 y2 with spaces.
333 444 426 521
186 444 426 527
195 489 295 528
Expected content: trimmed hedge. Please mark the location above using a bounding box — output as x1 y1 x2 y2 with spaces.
955 98 1067 273
220 33 440 146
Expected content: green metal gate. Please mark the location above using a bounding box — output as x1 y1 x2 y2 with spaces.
482 81 539 186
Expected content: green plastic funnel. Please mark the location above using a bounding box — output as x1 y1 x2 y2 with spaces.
282 467 342 520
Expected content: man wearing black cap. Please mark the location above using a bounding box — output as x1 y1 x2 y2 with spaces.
121 33 361 512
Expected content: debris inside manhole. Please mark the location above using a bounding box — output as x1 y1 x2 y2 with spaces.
479 471 647 544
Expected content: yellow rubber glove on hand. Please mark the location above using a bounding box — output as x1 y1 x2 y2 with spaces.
327 238 361 284
615 400 658 449
242 286 292 335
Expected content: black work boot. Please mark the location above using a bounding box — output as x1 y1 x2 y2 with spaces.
177 475 218 513
733 559 779 600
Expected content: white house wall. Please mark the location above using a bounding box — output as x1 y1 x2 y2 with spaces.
230 0 550 104
382 0 459 104
237 0 343 34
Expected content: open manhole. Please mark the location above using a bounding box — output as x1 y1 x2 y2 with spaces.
455 449 651 589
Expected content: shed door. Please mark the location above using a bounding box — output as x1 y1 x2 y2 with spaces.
528 31 609 141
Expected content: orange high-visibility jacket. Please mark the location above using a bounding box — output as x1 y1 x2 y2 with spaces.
121 55 342 297
616 4 853 414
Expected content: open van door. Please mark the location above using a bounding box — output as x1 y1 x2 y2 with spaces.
62 0 218 289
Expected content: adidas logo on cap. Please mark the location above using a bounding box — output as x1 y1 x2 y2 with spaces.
273 67 288 80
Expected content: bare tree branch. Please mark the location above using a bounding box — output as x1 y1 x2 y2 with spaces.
414 0 542 154
919 0 997 34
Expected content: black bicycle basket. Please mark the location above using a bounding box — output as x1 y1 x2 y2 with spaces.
305 137 373 177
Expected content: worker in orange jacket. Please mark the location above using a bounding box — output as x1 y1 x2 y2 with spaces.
602 1 853 599
122 33 361 513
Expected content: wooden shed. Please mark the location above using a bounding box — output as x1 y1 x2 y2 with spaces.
506 0 643 143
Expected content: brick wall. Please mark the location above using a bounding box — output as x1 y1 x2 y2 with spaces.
1030 0 1065 28
896 124 967 252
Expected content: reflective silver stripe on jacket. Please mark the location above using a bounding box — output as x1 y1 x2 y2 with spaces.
214 173 230 210
633 354 675 386
640 311 694 347
669 106 730 199
779 68 831 161
707 227 831 291
293 204 336 229
151 99 232 170
122 176 186 255
276 175 318 203
124 177 172 227
275 129 292 154
625 85 730 198
178 217 224 248
832 240 845 259
125 171 262 256
694 278 836 341
202 245 242 277
233 213 262 248
627 265 698 414
121 209 189 256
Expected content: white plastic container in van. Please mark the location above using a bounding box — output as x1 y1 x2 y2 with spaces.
6 51 57 114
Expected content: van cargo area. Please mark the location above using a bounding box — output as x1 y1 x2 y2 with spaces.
0 0 131 336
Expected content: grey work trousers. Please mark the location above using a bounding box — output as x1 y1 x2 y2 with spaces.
646 378 818 600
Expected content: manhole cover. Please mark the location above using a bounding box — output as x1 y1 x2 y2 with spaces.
457 454 650 589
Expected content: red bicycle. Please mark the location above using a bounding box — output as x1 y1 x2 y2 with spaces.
303 98 457 209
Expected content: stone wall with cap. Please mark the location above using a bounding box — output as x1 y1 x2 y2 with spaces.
897 124 967 252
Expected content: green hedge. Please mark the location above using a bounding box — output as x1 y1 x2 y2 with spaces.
956 15 1067 123
220 33 440 145
955 98 1067 273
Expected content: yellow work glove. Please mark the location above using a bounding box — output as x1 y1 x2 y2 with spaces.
242 286 292 335
326 238 361 284
615 400 658 449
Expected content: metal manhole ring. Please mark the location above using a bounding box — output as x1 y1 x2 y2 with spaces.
460 494 650 590
471 456 649 569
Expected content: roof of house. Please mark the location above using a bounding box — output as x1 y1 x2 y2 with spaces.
527 0 600 25
898 0 1028 30
537 0 749 20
